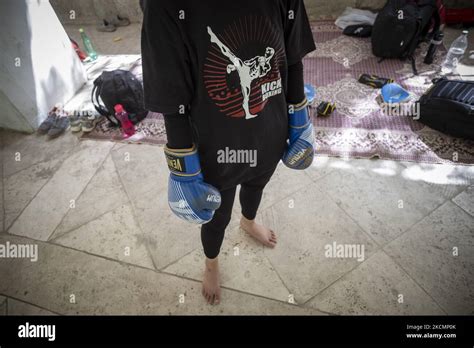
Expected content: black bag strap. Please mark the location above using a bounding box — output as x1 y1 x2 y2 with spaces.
410 56 419 75
404 0 442 75
91 76 120 127
430 7 441 38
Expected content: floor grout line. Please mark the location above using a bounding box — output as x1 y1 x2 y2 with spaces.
157 245 200 272
2 133 82 179
3 135 88 233
1 233 326 314
159 269 329 313
320 183 383 249
257 206 296 302
301 251 380 307
46 146 114 241
109 147 161 272
5 165 66 234
0 294 62 316
379 249 448 315
451 189 474 218
381 199 453 251
48 199 131 243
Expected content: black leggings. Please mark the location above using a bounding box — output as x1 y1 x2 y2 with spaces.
201 166 277 259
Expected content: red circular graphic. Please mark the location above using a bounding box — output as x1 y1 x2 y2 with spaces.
204 15 285 118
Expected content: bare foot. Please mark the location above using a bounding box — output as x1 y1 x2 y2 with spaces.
202 257 221 305
240 216 277 248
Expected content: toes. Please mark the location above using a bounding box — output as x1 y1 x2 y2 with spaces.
203 290 212 304
269 231 277 243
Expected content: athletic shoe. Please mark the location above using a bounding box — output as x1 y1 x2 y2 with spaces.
69 114 82 132
37 108 59 134
48 116 70 138
81 114 100 133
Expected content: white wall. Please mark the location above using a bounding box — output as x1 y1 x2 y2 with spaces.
0 0 87 132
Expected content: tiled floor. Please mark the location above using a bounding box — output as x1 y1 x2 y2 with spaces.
0 129 473 315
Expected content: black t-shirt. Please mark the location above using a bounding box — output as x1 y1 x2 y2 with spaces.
142 0 315 191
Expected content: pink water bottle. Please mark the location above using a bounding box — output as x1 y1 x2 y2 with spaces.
114 104 135 137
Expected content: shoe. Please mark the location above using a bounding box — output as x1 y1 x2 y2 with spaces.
81 114 100 133
112 15 130 27
97 19 116 32
69 114 82 132
48 116 70 138
37 107 60 134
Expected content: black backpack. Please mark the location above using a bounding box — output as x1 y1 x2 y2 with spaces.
372 0 441 74
92 69 148 127
418 78 474 140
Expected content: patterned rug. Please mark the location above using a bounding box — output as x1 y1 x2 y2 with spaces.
82 22 474 164
306 22 474 164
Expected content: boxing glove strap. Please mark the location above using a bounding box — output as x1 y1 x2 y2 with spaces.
291 97 309 112
164 145 201 177
288 97 311 129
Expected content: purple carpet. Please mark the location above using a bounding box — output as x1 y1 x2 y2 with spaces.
305 22 473 164
83 21 474 164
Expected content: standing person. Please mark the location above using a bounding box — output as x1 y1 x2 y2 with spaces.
141 0 316 305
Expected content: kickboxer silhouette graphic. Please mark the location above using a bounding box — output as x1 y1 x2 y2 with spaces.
208 26 275 119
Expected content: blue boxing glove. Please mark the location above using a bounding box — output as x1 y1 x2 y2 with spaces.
282 98 315 170
165 146 221 224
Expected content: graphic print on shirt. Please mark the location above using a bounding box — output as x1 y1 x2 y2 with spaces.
204 16 284 119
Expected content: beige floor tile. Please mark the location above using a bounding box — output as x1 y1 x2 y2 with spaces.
306 251 444 315
2 131 80 177
452 186 474 217
261 183 378 303
8 141 113 241
171 289 325 315
4 158 62 231
305 156 349 182
131 187 202 270
258 164 314 211
51 156 129 239
0 297 6 316
8 299 57 315
316 167 451 245
164 223 292 303
111 143 168 200
53 204 154 269
0 235 323 315
0 178 3 233
384 202 474 314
